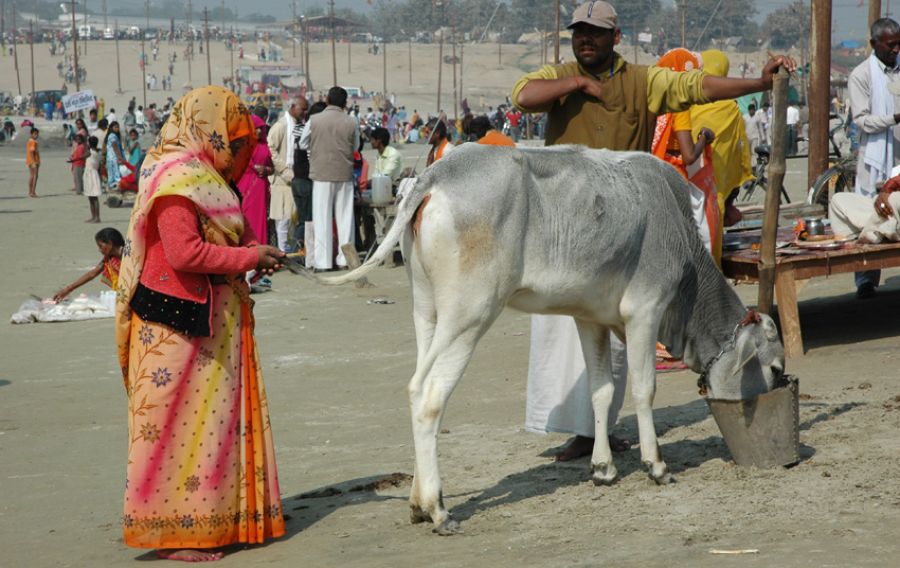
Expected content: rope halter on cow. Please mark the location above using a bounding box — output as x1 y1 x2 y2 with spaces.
696 309 762 396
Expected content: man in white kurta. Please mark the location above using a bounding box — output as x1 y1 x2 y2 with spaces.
847 17 900 297
299 87 360 270
526 316 627 442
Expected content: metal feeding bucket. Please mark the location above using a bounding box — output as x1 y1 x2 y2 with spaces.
707 376 800 468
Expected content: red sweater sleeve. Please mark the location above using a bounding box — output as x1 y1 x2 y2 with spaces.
239 216 260 247
154 196 258 274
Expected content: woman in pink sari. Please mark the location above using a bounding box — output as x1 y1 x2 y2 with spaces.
236 115 273 245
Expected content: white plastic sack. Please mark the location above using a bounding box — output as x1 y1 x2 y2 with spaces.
10 293 115 324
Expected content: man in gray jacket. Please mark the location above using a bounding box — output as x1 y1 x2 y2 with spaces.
299 86 360 270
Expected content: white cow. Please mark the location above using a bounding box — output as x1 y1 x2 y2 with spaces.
322 144 785 534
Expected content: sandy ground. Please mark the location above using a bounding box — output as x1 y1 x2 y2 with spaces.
2 41 899 568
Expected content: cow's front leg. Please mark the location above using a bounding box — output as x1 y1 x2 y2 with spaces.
575 322 617 485
625 319 672 485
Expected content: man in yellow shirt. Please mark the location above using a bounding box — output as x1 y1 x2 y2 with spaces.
513 1 795 462
512 2 793 153
371 127 403 182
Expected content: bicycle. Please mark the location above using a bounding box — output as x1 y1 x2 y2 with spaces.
806 155 856 206
739 144 791 204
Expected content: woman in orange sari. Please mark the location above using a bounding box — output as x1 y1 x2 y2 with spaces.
651 48 718 371
651 49 714 175
115 86 286 561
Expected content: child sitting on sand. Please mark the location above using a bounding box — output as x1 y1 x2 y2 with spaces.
52 228 125 301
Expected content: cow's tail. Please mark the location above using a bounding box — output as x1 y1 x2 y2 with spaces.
314 177 431 286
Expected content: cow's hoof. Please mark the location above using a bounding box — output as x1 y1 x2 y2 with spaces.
432 517 461 536
410 505 431 525
591 462 617 486
644 461 674 485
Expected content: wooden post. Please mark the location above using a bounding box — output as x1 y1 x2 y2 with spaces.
329 0 337 86
459 42 464 113
69 0 78 92
758 68 790 316
12 2 21 96
204 7 211 84
83 0 87 55
437 29 443 114
408 39 412 86
383 39 387 96
452 37 458 122
187 0 193 84
347 30 351 74
808 0 832 188
115 20 121 93
554 0 560 63
869 0 882 38
28 19 34 115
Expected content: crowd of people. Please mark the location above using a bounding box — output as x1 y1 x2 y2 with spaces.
23 1 900 562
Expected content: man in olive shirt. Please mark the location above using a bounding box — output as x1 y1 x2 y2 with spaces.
514 1 795 462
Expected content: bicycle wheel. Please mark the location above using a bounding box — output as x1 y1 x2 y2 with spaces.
807 167 851 207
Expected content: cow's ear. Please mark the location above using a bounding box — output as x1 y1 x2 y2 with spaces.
760 315 779 342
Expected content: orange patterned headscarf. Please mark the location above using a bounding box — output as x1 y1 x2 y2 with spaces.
145 85 255 179
651 48 704 163
115 86 256 383
656 47 702 73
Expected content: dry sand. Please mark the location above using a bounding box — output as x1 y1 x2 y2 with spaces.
1 40 898 568
2 36 784 117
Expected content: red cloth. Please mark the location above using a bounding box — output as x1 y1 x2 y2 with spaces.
70 142 87 169
139 196 258 303
505 110 522 127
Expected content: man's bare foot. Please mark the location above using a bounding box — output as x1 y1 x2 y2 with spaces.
555 435 631 462
155 549 224 562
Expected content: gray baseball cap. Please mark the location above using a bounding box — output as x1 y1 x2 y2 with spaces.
567 1 618 30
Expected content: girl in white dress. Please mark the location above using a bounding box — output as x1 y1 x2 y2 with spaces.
83 135 103 223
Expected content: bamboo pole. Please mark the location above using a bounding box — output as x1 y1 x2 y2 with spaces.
204 7 211 84
452 38 457 121
13 1 20 95
28 19 34 115
554 0 560 63
69 0 78 92
115 20 121 93
437 29 443 114
329 0 337 86
808 0 832 188
757 68 790 316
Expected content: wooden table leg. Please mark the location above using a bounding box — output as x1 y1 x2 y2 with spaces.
774 267 804 357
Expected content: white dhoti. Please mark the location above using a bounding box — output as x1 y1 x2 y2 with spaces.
525 315 628 438
311 180 355 270
829 191 900 243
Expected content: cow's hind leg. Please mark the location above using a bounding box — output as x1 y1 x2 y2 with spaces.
575 321 618 486
407 300 503 534
407 255 437 525
624 317 673 485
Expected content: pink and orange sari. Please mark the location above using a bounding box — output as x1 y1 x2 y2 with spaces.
115 86 284 549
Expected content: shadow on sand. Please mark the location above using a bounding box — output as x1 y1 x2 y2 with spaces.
776 284 900 351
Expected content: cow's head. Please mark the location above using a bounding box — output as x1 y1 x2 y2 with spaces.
705 312 785 400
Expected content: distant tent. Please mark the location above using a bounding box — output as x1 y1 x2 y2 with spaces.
838 40 863 49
